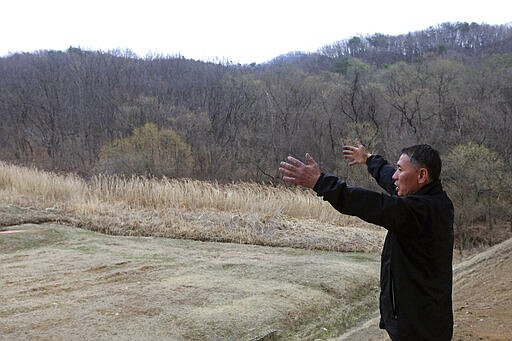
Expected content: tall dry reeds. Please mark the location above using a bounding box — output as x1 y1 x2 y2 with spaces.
0 162 87 203
0 161 383 252
88 174 346 223
0 161 346 223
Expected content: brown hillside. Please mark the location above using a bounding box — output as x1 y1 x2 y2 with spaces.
452 238 512 341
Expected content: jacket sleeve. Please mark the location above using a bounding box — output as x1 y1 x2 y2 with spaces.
366 155 397 195
313 173 429 237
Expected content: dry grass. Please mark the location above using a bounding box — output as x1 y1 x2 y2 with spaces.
0 162 87 203
87 174 354 224
0 223 381 340
0 161 384 252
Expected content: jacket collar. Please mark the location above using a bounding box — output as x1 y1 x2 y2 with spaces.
416 180 443 195
413 180 443 195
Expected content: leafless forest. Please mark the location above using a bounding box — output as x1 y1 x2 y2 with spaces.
1 22 511 248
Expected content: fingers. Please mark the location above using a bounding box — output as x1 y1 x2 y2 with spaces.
279 154 311 177
342 145 355 153
279 160 297 172
342 145 357 158
343 139 365 151
279 155 306 173
343 140 366 156
278 164 293 176
279 157 300 178
281 176 295 184
279 154 321 188
278 163 297 184
305 153 316 165
341 139 369 167
286 156 304 167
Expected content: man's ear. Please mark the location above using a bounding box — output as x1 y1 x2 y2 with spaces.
418 168 430 184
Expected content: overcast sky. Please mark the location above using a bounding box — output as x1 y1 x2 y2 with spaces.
2 0 511 64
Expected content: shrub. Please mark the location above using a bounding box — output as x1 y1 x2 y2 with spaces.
443 142 512 248
96 123 194 178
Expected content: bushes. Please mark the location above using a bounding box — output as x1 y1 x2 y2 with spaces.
96 123 194 178
443 142 512 248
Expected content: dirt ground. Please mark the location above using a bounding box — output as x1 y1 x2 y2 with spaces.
451 238 512 341
0 223 381 340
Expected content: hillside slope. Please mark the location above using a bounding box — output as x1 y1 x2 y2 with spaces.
452 237 512 340
335 237 512 341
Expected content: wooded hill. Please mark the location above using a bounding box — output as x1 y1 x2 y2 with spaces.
1 22 511 248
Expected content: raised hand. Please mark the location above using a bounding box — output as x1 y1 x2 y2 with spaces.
278 153 321 189
342 139 371 166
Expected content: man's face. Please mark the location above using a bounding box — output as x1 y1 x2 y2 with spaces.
392 154 422 196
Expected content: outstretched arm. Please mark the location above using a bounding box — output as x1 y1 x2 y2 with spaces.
279 153 321 189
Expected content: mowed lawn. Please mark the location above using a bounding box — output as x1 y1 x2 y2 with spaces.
0 223 380 340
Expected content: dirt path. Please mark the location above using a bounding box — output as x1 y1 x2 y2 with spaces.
0 223 380 340
451 238 512 341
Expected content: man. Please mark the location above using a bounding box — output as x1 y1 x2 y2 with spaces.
278 141 454 341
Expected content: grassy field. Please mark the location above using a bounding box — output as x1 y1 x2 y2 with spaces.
0 162 385 339
0 222 381 340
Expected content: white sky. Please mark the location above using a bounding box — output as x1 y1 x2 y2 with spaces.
1 0 511 64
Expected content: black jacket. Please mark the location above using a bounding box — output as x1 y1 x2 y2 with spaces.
313 155 454 341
